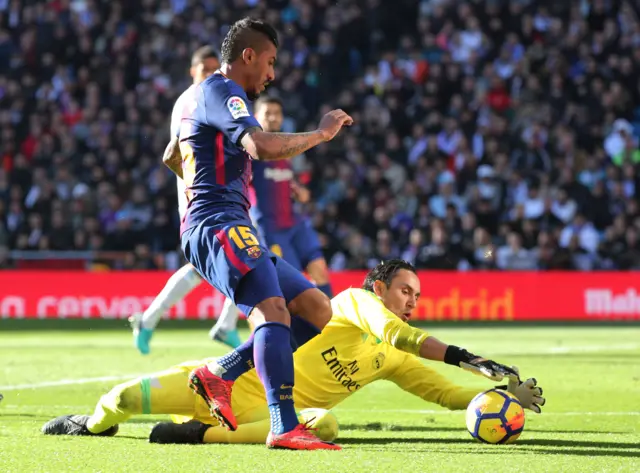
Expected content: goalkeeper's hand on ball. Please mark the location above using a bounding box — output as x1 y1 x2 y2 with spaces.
444 345 520 382
496 366 546 413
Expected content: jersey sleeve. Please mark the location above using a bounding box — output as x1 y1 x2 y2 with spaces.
201 82 261 145
386 354 478 410
332 289 429 356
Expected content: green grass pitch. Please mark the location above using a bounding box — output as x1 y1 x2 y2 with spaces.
1 322 639 472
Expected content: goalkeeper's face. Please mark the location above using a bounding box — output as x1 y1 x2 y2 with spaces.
374 269 421 322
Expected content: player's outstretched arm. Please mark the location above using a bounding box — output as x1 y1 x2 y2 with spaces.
240 109 353 161
387 355 546 414
419 337 520 383
162 136 183 179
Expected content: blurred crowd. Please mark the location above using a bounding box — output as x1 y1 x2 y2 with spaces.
1 0 640 271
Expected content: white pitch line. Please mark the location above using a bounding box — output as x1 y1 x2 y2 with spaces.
481 343 640 355
1 378 639 418
0 343 638 392
0 374 142 391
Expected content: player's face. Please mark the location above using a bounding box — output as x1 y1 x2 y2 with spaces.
255 102 283 132
191 57 220 85
375 270 421 322
247 42 277 100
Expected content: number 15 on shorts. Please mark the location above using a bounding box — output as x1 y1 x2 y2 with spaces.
228 226 260 249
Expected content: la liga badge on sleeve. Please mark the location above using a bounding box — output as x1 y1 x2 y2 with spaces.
227 96 250 119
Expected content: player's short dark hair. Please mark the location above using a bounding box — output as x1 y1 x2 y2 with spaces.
362 259 417 292
191 45 218 67
220 17 279 64
254 96 283 113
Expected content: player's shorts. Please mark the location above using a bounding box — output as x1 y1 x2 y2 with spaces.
258 219 323 272
181 210 315 315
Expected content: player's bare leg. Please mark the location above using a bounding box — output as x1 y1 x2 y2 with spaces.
287 287 333 332
129 264 203 355
305 257 333 299
208 297 242 348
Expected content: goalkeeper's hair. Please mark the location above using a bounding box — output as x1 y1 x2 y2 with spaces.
220 17 279 64
362 259 417 292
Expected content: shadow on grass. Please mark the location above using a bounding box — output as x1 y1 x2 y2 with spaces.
124 418 169 425
340 423 630 436
527 429 632 435
531 448 640 458
340 437 640 459
340 423 465 433
0 413 52 419
340 436 640 455
116 434 149 440
519 439 640 450
339 437 472 445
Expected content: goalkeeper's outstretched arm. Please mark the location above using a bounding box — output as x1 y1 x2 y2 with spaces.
418 336 519 383
334 288 520 383
387 355 545 413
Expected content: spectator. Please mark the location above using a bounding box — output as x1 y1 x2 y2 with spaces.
605 119 637 160
496 232 538 270
551 188 578 224
559 214 600 254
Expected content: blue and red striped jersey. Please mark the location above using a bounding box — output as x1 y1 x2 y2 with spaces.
179 72 261 233
250 160 300 232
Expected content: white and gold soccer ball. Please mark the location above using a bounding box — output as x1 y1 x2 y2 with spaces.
298 408 339 442
466 389 525 444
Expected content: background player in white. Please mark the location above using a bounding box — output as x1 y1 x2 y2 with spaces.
129 46 243 354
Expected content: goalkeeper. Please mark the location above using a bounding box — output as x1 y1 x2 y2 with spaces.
42 259 545 444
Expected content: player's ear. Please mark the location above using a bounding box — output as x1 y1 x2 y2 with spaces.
372 280 385 298
241 48 255 65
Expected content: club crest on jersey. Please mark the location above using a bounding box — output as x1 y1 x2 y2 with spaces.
372 353 385 370
246 246 262 259
227 96 250 119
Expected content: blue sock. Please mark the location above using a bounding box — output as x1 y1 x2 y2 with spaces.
317 283 333 299
290 315 321 348
215 333 255 382
254 322 298 435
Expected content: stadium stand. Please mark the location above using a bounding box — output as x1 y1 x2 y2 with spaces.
1 0 639 271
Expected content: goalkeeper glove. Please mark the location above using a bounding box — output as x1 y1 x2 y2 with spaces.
496 366 546 413
444 345 520 382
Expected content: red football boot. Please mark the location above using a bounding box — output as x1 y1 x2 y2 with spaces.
188 365 237 431
267 423 342 450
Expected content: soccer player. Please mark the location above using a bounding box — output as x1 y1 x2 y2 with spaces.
41 260 545 445
208 96 333 343
164 17 353 450
128 46 244 353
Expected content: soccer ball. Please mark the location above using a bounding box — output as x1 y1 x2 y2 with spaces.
298 408 339 442
465 389 525 444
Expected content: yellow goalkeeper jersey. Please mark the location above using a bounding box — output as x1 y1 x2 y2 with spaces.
228 288 476 416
